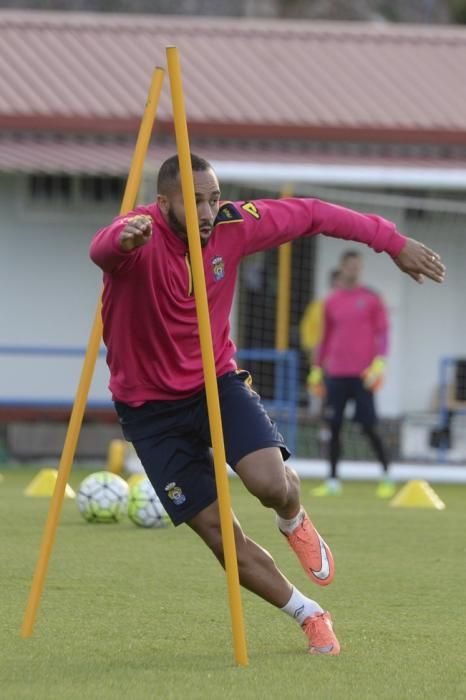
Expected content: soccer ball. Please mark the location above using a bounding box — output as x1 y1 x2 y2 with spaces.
128 477 169 528
77 471 129 523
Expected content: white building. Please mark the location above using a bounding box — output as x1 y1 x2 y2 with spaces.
1 11 466 456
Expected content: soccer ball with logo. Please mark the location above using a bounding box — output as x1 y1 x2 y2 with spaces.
77 471 129 523
128 477 170 528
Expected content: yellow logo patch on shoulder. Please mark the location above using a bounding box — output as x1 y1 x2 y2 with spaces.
215 202 244 225
241 201 261 220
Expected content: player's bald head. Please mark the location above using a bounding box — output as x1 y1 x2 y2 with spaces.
157 154 214 195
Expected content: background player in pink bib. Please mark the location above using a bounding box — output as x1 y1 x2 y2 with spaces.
309 250 394 497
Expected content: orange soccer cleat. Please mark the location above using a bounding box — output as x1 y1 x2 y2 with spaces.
302 611 340 655
281 511 335 586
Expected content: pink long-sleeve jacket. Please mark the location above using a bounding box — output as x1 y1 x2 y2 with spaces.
89 198 406 404
315 287 389 377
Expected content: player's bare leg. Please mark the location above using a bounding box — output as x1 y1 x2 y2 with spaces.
188 500 292 605
187 501 339 655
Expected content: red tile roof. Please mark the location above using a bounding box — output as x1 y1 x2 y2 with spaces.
1 10 466 142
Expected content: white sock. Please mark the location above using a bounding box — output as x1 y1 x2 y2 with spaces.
280 586 323 626
276 507 304 535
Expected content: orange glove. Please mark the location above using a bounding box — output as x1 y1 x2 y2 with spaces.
307 366 326 398
362 356 386 392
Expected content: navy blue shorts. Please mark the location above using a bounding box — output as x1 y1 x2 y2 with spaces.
323 376 377 428
114 371 290 526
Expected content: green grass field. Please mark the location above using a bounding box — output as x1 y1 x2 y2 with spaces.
1 466 465 700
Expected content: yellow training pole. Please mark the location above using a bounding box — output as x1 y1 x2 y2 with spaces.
275 186 294 351
21 67 165 639
166 46 248 667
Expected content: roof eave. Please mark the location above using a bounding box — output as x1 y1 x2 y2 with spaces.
2 115 466 145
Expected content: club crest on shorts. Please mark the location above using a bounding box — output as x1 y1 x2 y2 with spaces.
212 256 225 281
164 481 186 506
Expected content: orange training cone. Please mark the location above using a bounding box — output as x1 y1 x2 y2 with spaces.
390 480 445 510
24 469 75 498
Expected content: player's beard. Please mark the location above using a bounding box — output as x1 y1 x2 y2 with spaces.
167 205 210 247
167 206 187 241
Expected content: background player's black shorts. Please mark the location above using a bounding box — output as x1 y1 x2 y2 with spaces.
115 371 290 526
323 376 377 428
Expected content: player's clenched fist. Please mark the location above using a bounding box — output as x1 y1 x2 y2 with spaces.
119 215 153 251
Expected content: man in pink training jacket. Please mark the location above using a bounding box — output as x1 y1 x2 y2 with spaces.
309 250 394 498
90 154 445 657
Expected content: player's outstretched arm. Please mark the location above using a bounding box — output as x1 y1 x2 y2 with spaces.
119 215 153 251
393 238 445 284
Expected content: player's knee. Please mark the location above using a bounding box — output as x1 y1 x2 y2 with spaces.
202 521 248 567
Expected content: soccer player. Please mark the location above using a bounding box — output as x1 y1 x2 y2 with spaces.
309 250 394 498
90 154 445 656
